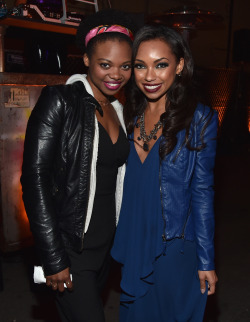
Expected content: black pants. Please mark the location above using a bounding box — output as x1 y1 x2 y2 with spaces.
56 247 111 322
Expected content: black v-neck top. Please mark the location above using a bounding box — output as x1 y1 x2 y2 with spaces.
82 122 129 270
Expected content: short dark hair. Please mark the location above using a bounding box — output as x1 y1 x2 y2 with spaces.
76 9 136 57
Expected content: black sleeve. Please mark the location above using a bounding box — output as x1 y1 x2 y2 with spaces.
21 85 70 276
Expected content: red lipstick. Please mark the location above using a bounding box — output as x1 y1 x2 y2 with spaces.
104 82 122 91
143 83 162 93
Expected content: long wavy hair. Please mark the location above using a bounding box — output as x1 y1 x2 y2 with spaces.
124 25 213 159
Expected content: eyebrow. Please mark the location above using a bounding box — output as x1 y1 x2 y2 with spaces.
135 57 169 63
97 58 132 63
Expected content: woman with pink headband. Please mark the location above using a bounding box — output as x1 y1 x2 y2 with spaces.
21 9 135 322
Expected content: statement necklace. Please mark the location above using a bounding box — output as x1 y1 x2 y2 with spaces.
136 112 162 152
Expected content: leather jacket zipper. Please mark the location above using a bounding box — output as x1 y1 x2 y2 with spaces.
159 160 167 242
181 201 191 239
159 158 191 242
79 103 98 251
80 158 94 250
81 212 87 250
80 190 89 251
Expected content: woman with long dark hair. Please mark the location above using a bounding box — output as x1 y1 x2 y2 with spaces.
112 24 218 321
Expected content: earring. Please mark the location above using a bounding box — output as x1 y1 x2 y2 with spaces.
177 72 182 77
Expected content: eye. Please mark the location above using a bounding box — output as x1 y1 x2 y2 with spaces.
134 63 145 70
122 64 131 71
156 62 169 69
100 63 110 69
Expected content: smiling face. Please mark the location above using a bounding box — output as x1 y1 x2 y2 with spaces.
84 39 132 100
134 39 184 103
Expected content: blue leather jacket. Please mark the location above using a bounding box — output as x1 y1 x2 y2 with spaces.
160 103 218 271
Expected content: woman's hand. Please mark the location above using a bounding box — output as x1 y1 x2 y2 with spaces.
198 270 218 295
46 267 73 292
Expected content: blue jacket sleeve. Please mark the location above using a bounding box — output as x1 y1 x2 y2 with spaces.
191 106 218 271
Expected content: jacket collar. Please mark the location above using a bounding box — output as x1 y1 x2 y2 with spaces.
66 74 103 116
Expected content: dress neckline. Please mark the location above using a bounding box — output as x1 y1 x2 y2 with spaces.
98 121 121 145
132 133 162 165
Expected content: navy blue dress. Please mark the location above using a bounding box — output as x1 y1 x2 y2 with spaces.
111 136 208 322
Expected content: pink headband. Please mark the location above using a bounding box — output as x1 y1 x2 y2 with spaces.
85 25 134 47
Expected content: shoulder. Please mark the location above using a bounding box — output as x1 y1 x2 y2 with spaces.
193 103 213 120
38 81 94 108
31 82 93 123
45 81 88 98
190 103 218 144
192 103 218 127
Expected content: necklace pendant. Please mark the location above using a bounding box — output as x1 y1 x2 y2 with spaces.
143 142 149 151
137 112 162 151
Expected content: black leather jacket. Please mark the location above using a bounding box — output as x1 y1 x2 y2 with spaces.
21 81 103 276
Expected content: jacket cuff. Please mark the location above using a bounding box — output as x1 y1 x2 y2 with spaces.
42 251 71 276
197 262 215 271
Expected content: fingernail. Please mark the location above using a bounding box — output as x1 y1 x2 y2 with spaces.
201 288 205 294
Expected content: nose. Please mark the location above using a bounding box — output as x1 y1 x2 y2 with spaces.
109 67 122 80
145 67 156 82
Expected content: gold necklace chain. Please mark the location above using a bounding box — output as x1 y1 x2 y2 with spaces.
96 99 110 107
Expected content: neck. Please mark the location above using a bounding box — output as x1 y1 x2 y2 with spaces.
145 93 167 116
96 99 111 107
146 101 166 117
